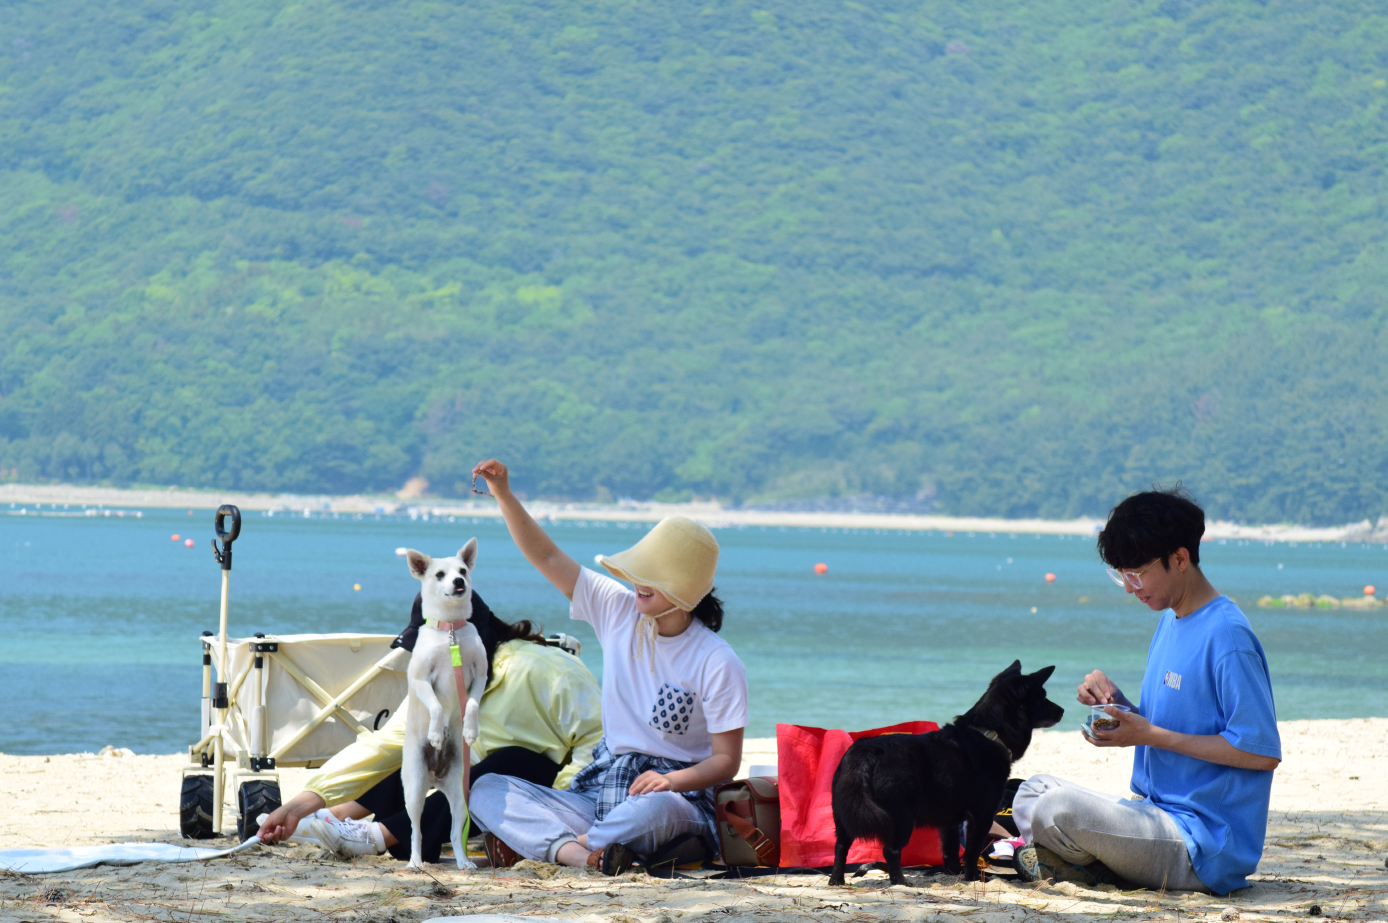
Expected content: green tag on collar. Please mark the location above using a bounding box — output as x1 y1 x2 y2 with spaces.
450 644 462 667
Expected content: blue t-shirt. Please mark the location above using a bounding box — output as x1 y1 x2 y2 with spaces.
1131 595 1281 895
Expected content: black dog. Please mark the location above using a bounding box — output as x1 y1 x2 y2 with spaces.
828 661 1065 885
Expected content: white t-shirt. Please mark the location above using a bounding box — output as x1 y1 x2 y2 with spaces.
570 567 748 763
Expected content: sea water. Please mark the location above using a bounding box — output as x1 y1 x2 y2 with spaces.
3 508 1387 754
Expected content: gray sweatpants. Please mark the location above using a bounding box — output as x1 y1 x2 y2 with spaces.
469 774 715 863
1013 774 1209 892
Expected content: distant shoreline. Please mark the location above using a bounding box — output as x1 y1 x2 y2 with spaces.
1 481 1382 544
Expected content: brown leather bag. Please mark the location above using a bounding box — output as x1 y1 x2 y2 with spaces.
715 777 780 867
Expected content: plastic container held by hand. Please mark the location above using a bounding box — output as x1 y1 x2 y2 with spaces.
1084 703 1131 738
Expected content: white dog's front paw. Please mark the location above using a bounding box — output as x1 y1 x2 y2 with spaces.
427 728 445 751
407 857 424 869
455 856 477 871
463 701 479 745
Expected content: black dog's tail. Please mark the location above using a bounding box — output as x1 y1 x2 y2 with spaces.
831 747 894 841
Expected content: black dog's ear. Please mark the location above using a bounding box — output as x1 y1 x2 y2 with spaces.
1001 659 1023 677
1029 665 1056 685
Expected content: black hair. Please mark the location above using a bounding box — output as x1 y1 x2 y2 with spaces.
691 589 724 632
472 608 549 682
1097 486 1205 570
493 617 548 648
396 591 548 682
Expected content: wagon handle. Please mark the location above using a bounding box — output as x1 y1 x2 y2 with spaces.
212 504 241 570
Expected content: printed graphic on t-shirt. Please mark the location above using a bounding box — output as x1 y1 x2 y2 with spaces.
650 683 697 736
1164 671 1182 691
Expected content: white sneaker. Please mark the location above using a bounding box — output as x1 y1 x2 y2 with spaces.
290 809 336 846
311 817 385 858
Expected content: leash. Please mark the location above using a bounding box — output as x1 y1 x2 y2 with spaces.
424 617 473 851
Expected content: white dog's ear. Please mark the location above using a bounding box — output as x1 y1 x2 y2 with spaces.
458 537 478 570
406 549 431 578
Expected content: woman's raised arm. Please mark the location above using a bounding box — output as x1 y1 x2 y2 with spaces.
472 459 581 599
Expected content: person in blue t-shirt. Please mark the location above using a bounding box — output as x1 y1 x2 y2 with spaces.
1012 488 1281 894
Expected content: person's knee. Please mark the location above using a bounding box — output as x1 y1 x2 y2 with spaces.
1017 773 1061 799
588 793 708 855
629 792 701 824
468 773 505 805
466 774 510 820
1030 787 1080 834
471 773 506 794
586 793 656 837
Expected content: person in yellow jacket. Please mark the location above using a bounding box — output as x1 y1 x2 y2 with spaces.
256 591 603 863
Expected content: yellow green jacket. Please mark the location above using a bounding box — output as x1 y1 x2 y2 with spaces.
305 639 603 805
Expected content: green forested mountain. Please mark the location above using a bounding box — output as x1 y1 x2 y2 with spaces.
1 1 1386 523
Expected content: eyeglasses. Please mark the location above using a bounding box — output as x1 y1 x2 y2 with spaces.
470 473 492 496
1106 560 1157 590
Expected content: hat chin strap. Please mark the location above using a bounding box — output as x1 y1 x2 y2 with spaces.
633 604 685 671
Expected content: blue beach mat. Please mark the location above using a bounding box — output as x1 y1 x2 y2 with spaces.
0 836 261 874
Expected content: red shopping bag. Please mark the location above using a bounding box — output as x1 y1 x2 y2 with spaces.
777 721 944 869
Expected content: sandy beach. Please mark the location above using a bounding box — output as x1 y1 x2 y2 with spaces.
4 481 1386 544
3 720 1384 922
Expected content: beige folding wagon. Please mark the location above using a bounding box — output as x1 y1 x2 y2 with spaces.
181 632 409 838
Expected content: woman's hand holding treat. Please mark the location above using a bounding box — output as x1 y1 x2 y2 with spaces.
472 458 580 598
472 458 512 498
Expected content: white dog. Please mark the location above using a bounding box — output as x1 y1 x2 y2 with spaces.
402 538 487 870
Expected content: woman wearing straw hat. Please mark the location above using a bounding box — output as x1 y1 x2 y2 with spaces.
468 459 747 875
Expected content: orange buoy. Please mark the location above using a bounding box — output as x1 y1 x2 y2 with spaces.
184 538 194 548
1365 585 1376 596
170 534 181 541
1044 572 1056 583
353 583 362 591
814 563 828 575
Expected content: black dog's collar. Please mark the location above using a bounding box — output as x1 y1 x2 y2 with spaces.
969 726 1012 760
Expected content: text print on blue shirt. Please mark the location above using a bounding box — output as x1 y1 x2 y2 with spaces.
1164 671 1182 691
650 683 696 736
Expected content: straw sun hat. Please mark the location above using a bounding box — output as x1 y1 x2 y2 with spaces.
597 516 719 611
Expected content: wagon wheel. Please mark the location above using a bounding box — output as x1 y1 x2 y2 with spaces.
179 774 216 839
237 779 282 840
